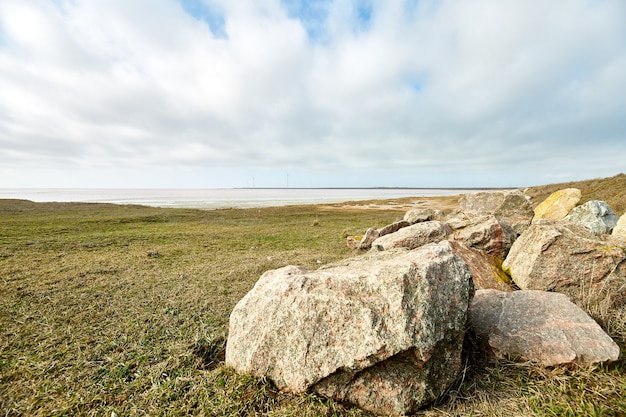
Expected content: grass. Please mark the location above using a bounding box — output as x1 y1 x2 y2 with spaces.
525 172 626 216
1 181 625 416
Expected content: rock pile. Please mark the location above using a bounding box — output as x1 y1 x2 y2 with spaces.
226 188 624 416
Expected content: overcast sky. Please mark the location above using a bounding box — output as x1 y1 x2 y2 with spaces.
1 0 625 189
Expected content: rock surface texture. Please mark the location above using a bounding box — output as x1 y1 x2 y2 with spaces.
448 241 513 292
532 188 581 222
225 242 474 416
614 213 626 240
357 227 380 250
458 190 534 234
502 222 626 312
354 221 411 251
452 215 517 260
469 289 621 366
564 200 618 234
378 220 411 237
404 208 437 224
371 221 451 251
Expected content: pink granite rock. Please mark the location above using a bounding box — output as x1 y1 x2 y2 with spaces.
469 289 621 366
503 221 626 312
452 215 517 260
226 242 473 416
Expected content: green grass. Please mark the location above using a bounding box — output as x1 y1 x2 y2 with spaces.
1 194 624 416
0 200 402 416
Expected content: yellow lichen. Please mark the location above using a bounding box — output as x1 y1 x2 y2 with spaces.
491 257 512 284
533 188 581 221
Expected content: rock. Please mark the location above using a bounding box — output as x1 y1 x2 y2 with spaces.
564 200 618 234
613 213 626 240
404 209 435 224
458 190 534 235
378 220 411 237
225 242 474 416
502 222 626 312
444 212 472 230
532 188 581 223
357 228 380 250
449 241 513 291
356 221 411 251
452 215 517 260
371 221 451 251
469 289 621 366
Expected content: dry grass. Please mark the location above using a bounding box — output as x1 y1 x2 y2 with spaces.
1 186 625 416
525 173 626 215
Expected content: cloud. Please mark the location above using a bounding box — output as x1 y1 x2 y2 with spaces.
0 0 625 187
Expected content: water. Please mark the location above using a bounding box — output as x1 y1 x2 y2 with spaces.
0 188 480 209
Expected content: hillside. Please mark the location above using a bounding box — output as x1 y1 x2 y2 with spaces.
525 173 626 215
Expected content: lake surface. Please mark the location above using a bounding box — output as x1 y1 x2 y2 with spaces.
0 188 484 209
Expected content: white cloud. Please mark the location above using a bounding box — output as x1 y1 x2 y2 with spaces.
0 0 625 188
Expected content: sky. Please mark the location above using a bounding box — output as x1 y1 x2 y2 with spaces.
1 0 625 189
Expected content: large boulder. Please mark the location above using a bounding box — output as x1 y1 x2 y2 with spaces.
452 215 518 260
564 200 618 234
458 190 534 234
225 242 474 416
371 221 451 251
613 213 626 241
532 188 581 223
469 289 621 366
502 222 626 312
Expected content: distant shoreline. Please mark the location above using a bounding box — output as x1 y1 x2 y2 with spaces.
0 187 496 210
234 186 509 190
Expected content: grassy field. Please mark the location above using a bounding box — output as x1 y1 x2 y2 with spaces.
1 179 625 416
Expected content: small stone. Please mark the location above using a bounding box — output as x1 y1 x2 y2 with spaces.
346 236 359 250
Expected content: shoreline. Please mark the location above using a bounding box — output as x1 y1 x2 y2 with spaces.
0 187 484 210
